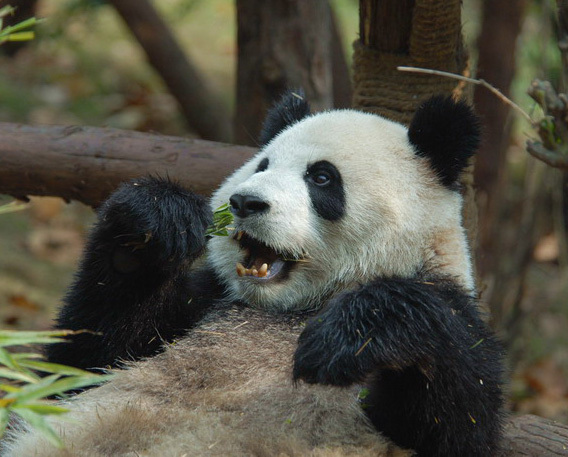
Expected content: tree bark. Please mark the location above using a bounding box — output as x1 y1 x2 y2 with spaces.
109 0 231 142
500 414 568 456
330 6 352 109
0 122 255 207
234 0 333 145
474 0 526 280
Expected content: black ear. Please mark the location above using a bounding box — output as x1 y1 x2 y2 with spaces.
408 96 481 188
259 90 311 146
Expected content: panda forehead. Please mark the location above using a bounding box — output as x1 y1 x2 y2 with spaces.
261 110 416 176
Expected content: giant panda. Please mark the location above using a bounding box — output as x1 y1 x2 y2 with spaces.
3 93 504 457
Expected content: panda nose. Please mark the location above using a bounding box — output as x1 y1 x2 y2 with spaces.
229 194 270 218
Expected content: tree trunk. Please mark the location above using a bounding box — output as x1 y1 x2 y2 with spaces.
109 0 231 142
330 6 352 109
0 122 254 207
474 0 526 280
234 0 333 145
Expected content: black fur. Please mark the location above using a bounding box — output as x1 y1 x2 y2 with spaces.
255 157 269 173
304 160 345 221
258 90 310 146
408 96 481 188
46 177 224 370
293 276 504 457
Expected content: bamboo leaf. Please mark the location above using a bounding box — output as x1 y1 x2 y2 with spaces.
12 352 44 360
0 383 22 393
6 31 35 42
15 403 69 415
0 6 15 19
0 367 39 383
0 347 23 371
0 329 88 347
18 359 96 377
0 201 28 215
9 374 113 403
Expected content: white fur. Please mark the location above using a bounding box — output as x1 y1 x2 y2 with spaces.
209 110 473 312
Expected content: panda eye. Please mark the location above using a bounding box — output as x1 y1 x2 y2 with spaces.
311 172 331 186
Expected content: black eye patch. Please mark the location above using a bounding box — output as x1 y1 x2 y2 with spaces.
304 161 345 221
255 158 269 173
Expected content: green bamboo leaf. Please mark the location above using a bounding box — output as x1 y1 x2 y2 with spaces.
0 347 22 371
0 367 39 383
4 16 39 33
5 31 35 41
10 374 113 403
18 359 96 377
0 6 15 19
0 383 22 393
0 201 29 215
0 329 85 347
11 407 63 448
15 403 69 415
11 352 43 360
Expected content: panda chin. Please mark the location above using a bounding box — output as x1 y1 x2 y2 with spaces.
233 231 300 281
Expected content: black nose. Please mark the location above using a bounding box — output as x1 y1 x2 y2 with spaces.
229 194 270 218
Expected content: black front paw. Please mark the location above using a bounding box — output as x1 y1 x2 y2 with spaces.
293 310 373 386
96 177 212 268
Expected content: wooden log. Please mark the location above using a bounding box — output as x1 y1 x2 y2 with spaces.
0 122 256 207
500 414 568 456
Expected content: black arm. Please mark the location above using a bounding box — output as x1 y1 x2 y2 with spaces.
293 276 505 457
46 177 223 370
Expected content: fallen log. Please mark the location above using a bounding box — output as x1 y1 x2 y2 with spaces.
0 122 256 207
500 414 568 456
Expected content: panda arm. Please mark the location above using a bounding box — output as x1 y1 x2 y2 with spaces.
293 276 504 457
46 177 223 370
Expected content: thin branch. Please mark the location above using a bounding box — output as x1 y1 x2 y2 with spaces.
397 66 533 123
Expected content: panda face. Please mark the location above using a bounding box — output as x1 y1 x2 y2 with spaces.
208 107 474 312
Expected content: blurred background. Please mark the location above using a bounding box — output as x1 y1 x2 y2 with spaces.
0 0 567 424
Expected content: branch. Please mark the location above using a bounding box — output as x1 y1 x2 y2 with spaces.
500 414 568 456
109 0 232 142
0 122 256 207
397 66 532 122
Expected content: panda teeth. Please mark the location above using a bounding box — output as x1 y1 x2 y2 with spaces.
258 263 268 277
236 231 244 241
235 262 269 278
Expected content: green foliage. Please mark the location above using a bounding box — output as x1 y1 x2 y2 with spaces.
0 5 41 44
205 203 234 237
0 329 112 448
0 201 29 215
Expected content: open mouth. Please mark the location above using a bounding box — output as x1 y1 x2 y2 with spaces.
233 231 303 280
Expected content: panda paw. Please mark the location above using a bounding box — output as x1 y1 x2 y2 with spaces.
293 309 373 387
96 176 212 269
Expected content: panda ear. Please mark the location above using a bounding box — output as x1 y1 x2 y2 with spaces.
408 95 481 188
259 90 311 146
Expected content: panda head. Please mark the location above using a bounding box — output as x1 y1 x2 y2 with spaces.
208 92 480 312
